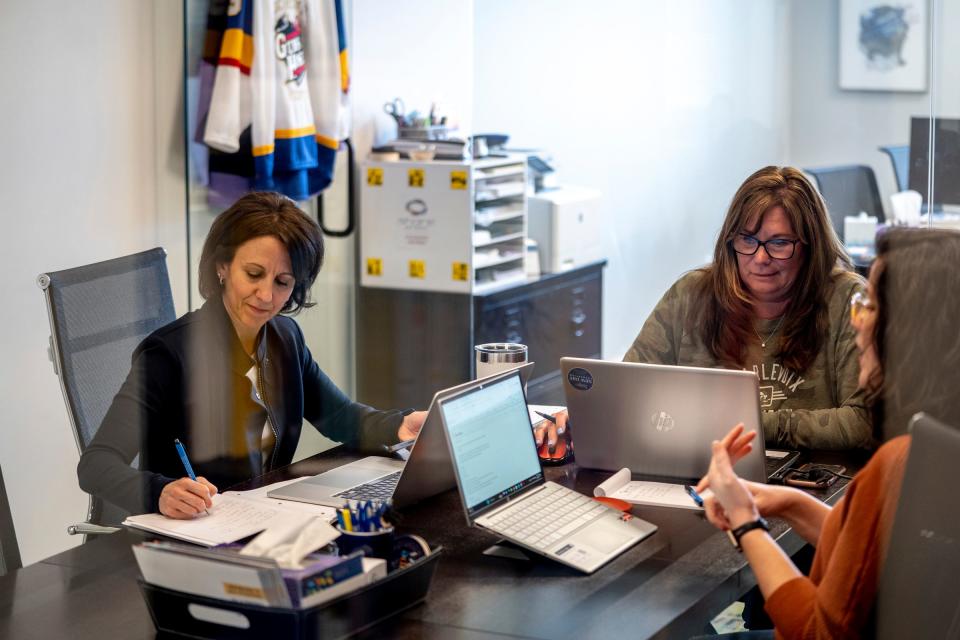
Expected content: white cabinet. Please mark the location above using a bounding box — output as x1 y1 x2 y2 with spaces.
360 155 527 293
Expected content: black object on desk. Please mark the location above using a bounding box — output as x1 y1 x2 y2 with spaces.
137 549 442 640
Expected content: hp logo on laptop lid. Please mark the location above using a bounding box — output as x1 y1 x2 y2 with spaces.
651 411 675 432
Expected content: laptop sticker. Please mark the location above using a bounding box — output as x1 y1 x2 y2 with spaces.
568 368 594 391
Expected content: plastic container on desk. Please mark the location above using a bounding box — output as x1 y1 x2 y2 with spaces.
137 548 441 640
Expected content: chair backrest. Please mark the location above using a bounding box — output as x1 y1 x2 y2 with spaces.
38 248 175 525
878 144 909 192
804 165 885 241
876 413 960 639
0 463 21 576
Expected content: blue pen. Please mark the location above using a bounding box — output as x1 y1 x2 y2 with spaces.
684 485 704 508
174 438 210 514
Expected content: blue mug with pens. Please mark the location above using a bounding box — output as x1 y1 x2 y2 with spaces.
335 501 394 560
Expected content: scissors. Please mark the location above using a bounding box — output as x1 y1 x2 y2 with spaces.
383 98 406 126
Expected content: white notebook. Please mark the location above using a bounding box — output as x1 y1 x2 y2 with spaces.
593 468 709 511
123 479 338 546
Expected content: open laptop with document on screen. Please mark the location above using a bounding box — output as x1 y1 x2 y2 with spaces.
561 357 780 483
267 363 535 509
437 369 657 574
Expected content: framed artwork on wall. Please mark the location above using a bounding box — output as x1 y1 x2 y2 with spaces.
839 0 928 92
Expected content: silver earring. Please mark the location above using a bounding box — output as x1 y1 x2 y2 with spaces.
218 272 224 286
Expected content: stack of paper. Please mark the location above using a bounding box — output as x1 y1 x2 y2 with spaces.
134 541 387 609
594 468 708 511
122 478 338 546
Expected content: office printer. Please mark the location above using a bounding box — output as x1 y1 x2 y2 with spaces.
527 186 603 273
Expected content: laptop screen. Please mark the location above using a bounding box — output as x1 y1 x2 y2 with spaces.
439 372 544 519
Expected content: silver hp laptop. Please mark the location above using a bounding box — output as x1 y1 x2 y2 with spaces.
267 363 536 508
561 357 767 483
877 413 960 639
438 369 657 574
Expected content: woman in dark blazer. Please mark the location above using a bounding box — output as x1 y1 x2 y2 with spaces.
78 192 424 518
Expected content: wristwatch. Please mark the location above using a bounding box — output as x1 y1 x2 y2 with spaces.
729 517 770 551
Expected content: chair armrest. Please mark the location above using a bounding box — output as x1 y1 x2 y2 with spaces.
67 522 121 536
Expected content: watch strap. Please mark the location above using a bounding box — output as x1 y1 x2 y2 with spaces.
730 517 770 550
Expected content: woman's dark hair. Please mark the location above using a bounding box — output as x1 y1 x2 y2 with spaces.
198 192 324 314
871 227 960 440
694 166 853 372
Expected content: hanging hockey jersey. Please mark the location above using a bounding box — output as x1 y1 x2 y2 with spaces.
204 0 343 200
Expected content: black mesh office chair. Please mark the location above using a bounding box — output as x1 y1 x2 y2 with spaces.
804 165 885 242
37 248 175 537
878 145 909 192
0 463 22 575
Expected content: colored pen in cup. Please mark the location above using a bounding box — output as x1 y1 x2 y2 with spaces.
173 438 210 515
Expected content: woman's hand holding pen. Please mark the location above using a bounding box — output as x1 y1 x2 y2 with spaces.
159 477 218 519
533 410 568 453
694 424 800 531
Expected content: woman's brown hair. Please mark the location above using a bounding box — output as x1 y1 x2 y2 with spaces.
871 227 960 440
694 166 852 372
198 192 324 314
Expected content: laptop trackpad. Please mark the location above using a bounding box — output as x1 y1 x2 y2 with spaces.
567 521 634 554
304 458 401 488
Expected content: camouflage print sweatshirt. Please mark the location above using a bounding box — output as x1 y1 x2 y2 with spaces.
624 269 873 450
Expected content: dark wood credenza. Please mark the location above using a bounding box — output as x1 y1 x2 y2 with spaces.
357 260 605 409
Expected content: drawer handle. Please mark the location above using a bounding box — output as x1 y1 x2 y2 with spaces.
506 331 523 344
571 309 587 324
187 604 251 629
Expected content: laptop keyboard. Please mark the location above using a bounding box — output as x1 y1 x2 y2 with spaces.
332 470 402 501
484 483 609 550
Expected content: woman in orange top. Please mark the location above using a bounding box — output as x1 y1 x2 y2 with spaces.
697 227 960 639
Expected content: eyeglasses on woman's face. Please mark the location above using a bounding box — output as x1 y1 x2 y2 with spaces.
730 233 801 260
850 290 876 328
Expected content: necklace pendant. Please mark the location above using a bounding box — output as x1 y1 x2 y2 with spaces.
761 341 766 348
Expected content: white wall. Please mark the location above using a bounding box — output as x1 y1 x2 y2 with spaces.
473 0 791 359
786 0 960 213
351 0 475 158
0 1 186 565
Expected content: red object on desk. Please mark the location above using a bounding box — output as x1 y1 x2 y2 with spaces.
537 435 572 465
592 496 632 512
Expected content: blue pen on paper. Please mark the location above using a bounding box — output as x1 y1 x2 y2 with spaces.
684 485 704 508
174 438 209 515
174 439 197 480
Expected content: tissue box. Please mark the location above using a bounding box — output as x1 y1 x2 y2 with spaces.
282 552 365 607
844 214 878 248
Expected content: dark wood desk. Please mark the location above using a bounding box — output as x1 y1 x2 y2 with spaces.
0 449 864 640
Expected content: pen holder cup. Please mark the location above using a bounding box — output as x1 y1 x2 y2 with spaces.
335 526 395 561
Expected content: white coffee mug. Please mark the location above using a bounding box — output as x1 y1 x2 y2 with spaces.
475 343 528 380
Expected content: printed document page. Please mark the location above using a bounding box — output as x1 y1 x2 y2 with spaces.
594 468 706 511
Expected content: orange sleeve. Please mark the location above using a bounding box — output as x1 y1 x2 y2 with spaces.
764 437 910 639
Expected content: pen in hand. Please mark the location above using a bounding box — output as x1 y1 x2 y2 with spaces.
535 411 566 434
174 438 211 515
683 484 704 508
